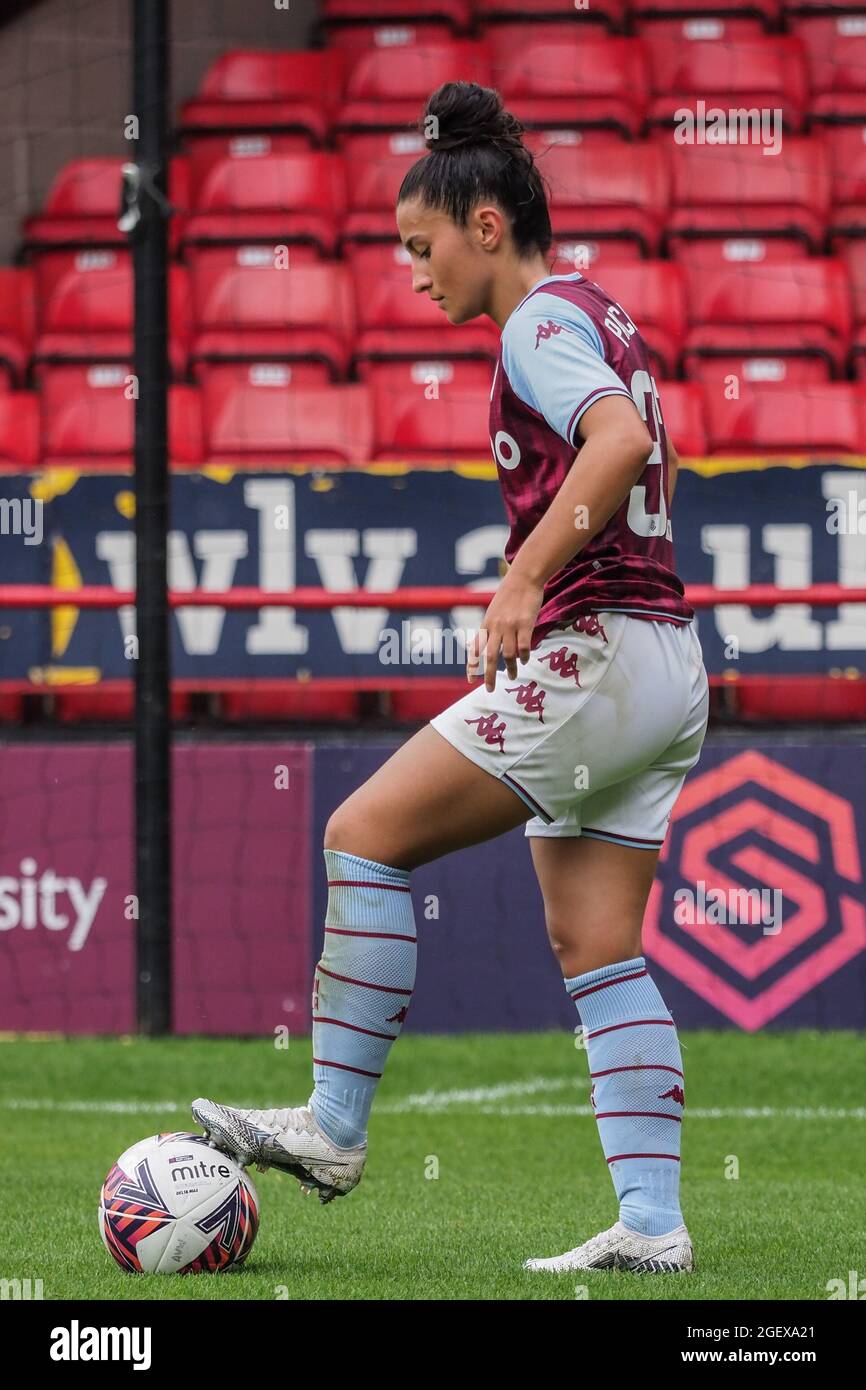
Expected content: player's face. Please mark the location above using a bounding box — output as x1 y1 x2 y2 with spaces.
396 198 491 323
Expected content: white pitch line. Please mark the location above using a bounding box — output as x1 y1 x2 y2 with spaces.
3 1089 865 1121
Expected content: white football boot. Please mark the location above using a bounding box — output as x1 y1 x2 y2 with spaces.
191 1099 366 1204
523 1220 694 1274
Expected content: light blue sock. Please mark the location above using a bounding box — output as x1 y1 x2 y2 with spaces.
308 849 416 1149
565 955 685 1238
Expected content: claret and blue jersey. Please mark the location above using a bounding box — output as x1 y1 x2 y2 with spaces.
490 270 693 642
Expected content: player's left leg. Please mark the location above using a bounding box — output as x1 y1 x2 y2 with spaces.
193 724 532 1201
523 834 693 1274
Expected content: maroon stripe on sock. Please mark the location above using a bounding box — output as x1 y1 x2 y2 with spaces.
586 1019 674 1039
325 928 417 942
313 1015 398 1041
327 879 410 892
606 1153 680 1163
313 1057 382 1079
317 964 413 995
569 969 647 999
595 1111 682 1123
591 1064 684 1080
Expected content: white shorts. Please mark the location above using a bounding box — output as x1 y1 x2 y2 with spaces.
430 612 709 849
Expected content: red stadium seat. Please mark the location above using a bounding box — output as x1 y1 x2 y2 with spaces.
371 378 491 461
670 236 813 270
39 370 203 467
188 261 355 379
824 125 866 237
632 0 781 22
655 381 708 457
589 261 687 379
341 134 427 244
178 50 346 148
835 241 866 374
792 14 866 122
666 138 831 257
702 383 866 455
0 392 40 467
532 139 670 257
193 361 331 392
496 37 649 138
31 254 191 377
634 14 767 41
484 23 612 69
184 135 326 208
204 380 373 467
644 35 809 133
475 0 625 28
325 19 465 51
549 236 643 272
0 268 36 387
321 0 471 33
335 41 491 135
682 259 852 384
348 243 500 365
359 357 493 391
22 157 188 256
181 152 347 258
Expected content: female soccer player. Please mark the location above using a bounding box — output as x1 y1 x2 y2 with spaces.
193 82 709 1276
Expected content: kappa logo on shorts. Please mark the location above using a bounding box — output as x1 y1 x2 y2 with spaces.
464 713 507 752
571 613 608 643
658 1084 685 1107
644 750 866 1031
534 319 563 349
504 679 546 721
537 645 581 685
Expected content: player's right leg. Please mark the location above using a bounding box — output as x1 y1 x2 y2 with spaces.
193 723 531 1201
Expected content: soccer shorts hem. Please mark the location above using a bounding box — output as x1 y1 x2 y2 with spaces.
429 612 709 846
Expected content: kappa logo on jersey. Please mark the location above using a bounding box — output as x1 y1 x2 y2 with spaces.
537 645 581 684
464 713 507 752
571 613 608 643
658 1084 685 1107
534 319 563 349
386 1005 408 1025
504 679 546 721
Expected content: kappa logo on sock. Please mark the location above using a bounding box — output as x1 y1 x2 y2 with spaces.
590 1082 597 1110
658 1084 685 1107
312 973 320 1011
386 1005 408 1024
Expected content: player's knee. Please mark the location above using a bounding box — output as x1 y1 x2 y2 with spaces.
545 915 579 961
323 803 359 854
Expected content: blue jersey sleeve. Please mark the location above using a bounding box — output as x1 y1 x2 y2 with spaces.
501 290 635 449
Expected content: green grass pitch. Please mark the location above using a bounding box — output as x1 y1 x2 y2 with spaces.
1 1030 863 1301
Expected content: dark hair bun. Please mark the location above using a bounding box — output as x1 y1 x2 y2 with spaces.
421 81 525 154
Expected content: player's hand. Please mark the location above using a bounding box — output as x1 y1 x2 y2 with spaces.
467 572 544 692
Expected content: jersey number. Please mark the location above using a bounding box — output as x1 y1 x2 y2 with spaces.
626 370 671 541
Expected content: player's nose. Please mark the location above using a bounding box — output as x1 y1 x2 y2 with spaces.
412 268 433 294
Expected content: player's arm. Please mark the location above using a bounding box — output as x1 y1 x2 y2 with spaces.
506 394 652 582
474 395 652 691
667 432 679 505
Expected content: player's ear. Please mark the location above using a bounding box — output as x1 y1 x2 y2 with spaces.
472 204 506 254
